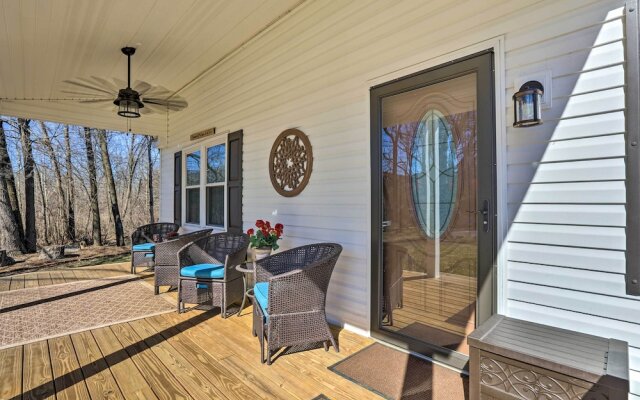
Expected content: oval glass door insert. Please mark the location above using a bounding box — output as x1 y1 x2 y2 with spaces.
411 109 458 238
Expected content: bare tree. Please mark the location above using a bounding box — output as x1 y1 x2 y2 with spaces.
83 127 102 246
147 136 155 223
34 165 50 245
64 126 75 241
39 121 67 242
97 129 124 246
0 120 25 246
19 118 37 252
0 121 25 254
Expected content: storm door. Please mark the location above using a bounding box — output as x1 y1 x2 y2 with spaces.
370 51 496 368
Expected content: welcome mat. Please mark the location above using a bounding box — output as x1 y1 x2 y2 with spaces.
329 343 468 400
0 274 175 349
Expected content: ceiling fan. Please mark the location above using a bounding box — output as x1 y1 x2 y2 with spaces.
62 47 188 118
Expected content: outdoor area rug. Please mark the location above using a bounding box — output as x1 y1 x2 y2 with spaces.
329 343 468 400
0 274 175 349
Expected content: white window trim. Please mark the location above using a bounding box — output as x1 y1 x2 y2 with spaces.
182 133 228 232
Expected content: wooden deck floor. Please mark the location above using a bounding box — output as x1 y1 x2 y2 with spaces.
0 263 380 400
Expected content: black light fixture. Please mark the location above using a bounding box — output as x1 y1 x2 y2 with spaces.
113 47 144 118
513 80 544 127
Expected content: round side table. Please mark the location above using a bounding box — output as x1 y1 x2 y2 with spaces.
235 262 254 317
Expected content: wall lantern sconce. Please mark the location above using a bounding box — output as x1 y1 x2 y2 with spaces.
513 80 544 127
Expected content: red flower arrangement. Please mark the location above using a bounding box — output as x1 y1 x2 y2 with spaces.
247 220 284 250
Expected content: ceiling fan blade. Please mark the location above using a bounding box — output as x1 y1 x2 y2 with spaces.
143 97 188 110
133 80 153 95
79 99 113 104
63 79 114 96
90 76 119 92
60 89 112 98
113 77 127 89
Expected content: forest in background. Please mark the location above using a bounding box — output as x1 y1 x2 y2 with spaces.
0 117 159 257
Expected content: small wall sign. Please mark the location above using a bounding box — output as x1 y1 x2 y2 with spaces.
190 127 216 141
269 128 313 197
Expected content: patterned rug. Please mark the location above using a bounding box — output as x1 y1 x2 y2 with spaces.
0 274 175 349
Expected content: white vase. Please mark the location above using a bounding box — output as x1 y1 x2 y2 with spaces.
253 247 272 263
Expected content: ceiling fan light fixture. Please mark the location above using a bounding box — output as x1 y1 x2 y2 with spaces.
114 87 144 118
114 46 144 118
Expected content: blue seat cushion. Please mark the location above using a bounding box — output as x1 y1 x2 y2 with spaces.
133 243 155 251
180 264 225 279
144 253 154 259
254 282 269 317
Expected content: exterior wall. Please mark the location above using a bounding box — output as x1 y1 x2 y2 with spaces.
158 0 638 396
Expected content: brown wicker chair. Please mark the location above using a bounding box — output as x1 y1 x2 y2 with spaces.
252 243 342 365
176 233 249 317
153 229 212 294
130 222 180 274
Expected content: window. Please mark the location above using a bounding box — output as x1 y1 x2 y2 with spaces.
185 150 200 224
206 144 225 226
183 140 227 228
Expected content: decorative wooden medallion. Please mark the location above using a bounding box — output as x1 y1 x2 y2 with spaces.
269 128 313 197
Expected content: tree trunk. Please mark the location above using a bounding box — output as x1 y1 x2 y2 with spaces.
83 127 102 246
122 133 142 222
0 120 25 245
39 121 67 242
20 118 37 252
34 166 50 245
147 136 155 224
97 129 124 246
64 126 76 241
0 121 25 254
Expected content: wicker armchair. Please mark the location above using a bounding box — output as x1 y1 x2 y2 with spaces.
153 229 212 294
130 222 180 274
252 243 342 365
177 233 249 317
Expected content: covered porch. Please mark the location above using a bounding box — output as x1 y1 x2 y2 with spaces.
0 263 386 400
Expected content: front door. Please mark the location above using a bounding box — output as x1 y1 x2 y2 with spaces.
370 51 496 368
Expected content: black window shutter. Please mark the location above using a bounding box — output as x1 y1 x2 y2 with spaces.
173 151 182 225
227 130 243 234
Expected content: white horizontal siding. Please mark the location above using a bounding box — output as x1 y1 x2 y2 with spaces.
156 0 638 394
503 1 638 396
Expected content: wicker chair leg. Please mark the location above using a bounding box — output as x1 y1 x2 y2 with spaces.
177 280 182 314
266 347 272 365
329 333 339 353
324 341 329 351
154 286 159 295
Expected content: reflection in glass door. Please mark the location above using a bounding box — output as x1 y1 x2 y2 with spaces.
372 52 495 362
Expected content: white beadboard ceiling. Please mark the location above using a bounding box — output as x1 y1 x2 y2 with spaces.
0 0 301 135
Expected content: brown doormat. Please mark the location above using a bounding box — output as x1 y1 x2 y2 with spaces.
329 343 468 400
0 274 175 349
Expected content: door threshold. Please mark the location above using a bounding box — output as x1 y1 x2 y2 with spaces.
371 337 469 376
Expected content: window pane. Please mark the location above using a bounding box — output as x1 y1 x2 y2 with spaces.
186 188 200 224
206 186 224 226
207 144 226 184
186 151 200 186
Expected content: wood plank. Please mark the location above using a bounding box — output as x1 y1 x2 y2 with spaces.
23 341 56 400
37 271 53 287
24 273 40 288
91 327 158 400
0 346 22 399
9 274 25 290
70 331 124 400
138 316 270 400
48 335 91 400
108 323 191 399
0 277 11 292
127 318 241 400
49 270 67 285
